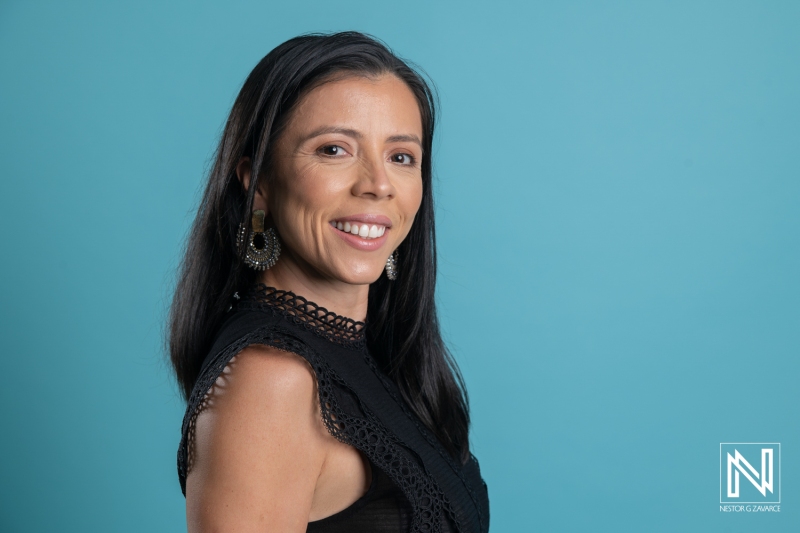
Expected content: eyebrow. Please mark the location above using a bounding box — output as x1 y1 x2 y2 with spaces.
299 126 422 148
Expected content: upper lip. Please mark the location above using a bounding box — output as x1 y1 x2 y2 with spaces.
331 214 393 228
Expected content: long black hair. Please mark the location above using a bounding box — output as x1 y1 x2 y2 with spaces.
168 31 471 464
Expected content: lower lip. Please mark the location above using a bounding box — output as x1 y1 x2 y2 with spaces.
331 225 389 251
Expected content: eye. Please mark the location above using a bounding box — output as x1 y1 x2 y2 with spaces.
318 144 349 157
391 152 417 166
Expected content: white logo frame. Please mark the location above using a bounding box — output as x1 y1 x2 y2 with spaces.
720 443 781 504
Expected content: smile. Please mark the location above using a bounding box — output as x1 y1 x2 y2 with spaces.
329 220 387 240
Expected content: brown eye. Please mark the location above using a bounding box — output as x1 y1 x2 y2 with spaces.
320 145 346 156
392 153 416 165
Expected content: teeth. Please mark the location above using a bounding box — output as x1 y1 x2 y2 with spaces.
332 220 388 240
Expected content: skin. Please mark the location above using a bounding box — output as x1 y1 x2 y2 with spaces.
186 73 424 532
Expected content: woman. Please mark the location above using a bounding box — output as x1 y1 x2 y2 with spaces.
170 31 490 532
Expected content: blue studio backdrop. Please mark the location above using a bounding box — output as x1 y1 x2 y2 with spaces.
1 1 797 531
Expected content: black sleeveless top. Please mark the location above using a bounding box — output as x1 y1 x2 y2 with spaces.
177 285 490 533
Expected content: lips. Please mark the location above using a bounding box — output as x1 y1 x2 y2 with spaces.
328 214 392 250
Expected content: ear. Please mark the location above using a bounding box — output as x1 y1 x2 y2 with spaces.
236 157 268 212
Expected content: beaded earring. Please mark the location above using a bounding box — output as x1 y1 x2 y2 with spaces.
384 250 398 280
237 210 281 271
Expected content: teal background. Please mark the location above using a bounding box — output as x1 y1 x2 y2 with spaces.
1 1 797 531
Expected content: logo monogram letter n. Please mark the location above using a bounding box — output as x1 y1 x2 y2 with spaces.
727 449 773 498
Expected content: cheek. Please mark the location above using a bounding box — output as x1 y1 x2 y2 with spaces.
270 166 346 245
285 163 351 209
401 179 424 222
271 166 312 214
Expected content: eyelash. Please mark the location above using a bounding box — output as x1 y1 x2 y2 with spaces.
392 153 417 166
318 144 417 166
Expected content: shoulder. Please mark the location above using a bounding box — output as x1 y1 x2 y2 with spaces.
192 343 326 459
216 344 318 404
185 344 329 531
190 344 325 453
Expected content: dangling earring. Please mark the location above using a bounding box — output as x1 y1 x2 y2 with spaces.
385 250 398 280
237 209 280 271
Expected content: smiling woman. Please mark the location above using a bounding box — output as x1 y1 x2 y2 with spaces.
168 31 489 533
242 74 424 289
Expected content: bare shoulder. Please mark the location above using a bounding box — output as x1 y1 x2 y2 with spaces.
214 344 319 405
186 344 328 533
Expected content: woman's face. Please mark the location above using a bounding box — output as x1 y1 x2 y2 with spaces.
258 73 424 286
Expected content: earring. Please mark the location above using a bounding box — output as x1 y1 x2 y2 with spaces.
237 209 281 271
385 250 398 280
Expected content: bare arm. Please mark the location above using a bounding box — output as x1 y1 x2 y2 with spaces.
185 345 329 533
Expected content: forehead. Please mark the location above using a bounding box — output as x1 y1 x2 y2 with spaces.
285 73 423 136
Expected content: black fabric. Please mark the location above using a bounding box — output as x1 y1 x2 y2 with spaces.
307 456 412 532
177 285 490 533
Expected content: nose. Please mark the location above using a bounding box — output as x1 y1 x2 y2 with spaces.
351 148 396 200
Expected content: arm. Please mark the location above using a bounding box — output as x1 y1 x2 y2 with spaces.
185 345 328 533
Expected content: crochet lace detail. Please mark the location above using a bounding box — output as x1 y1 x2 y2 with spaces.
360 351 487 533
178 326 451 532
234 284 366 348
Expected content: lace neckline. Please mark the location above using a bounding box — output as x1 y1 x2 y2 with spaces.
234 283 366 347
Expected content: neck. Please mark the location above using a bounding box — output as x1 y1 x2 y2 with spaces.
258 252 369 323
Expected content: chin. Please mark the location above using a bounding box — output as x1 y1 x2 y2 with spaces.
331 263 385 285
